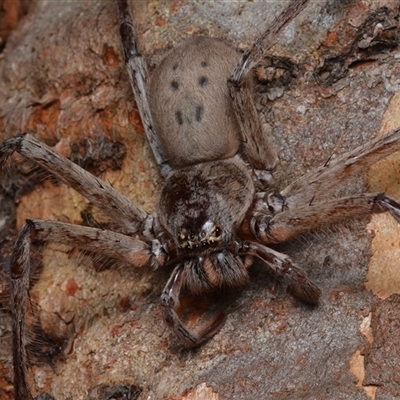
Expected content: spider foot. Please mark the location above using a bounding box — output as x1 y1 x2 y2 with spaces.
376 193 400 224
161 265 231 347
0 134 24 167
286 276 321 306
162 295 227 348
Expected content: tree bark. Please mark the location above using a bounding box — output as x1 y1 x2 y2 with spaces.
0 1 400 399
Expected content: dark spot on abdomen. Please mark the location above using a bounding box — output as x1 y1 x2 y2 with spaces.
195 106 204 122
175 110 183 126
198 76 208 87
171 80 179 91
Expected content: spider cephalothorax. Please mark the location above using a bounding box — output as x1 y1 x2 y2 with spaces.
157 158 255 245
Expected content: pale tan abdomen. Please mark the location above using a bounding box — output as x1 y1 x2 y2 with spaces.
149 37 241 168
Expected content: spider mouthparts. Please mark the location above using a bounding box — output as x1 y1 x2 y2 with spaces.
178 223 223 250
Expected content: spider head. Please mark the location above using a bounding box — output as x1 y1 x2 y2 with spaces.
157 157 255 254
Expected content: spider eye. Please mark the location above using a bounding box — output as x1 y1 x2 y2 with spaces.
213 226 222 237
207 225 223 245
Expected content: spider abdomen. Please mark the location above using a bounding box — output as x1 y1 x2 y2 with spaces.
149 37 244 168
